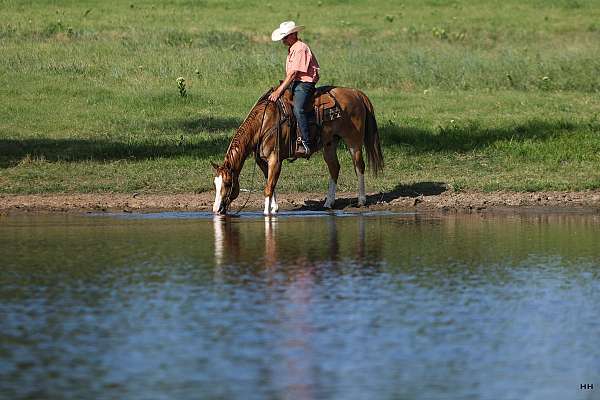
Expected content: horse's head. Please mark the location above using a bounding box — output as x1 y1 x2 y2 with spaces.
211 162 239 215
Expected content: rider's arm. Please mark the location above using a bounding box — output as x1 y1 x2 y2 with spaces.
269 70 297 101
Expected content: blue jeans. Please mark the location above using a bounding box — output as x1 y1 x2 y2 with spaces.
291 81 315 145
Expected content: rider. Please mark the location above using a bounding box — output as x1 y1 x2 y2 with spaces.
268 21 320 158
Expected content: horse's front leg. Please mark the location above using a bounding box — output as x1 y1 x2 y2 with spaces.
264 155 282 215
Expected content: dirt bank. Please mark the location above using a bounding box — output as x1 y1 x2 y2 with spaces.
2 190 600 214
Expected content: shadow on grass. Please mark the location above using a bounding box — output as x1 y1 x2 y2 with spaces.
0 116 233 168
1 117 593 168
295 182 449 210
0 136 231 168
0 116 242 168
149 115 242 133
379 119 585 152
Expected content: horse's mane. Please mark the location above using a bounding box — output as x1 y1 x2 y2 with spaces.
224 88 275 170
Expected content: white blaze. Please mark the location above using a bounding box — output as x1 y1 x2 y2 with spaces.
213 175 223 213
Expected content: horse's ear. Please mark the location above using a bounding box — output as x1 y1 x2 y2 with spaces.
210 161 220 171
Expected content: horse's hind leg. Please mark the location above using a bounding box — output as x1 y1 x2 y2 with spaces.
322 139 340 209
349 146 367 206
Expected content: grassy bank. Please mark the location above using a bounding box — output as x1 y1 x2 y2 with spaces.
1 0 599 195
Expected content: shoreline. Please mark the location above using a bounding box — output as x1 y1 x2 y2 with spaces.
1 190 600 214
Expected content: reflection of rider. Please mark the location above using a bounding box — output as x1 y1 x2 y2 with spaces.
268 21 320 158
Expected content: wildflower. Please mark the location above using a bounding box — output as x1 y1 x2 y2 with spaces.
176 77 187 97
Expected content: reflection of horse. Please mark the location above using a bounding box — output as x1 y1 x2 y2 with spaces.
264 217 278 268
212 215 372 269
213 216 240 267
212 87 384 215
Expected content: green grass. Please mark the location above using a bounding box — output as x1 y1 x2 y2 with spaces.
1 0 599 195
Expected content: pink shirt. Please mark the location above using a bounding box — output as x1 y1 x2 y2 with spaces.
286 40 320 83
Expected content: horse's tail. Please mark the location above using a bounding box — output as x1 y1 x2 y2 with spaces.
358 91 384 176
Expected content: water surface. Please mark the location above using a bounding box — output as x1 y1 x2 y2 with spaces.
1 211 599 400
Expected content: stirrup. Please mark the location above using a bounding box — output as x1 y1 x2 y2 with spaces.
294 138 311 158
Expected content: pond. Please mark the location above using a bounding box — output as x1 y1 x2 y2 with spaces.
1 211 599 399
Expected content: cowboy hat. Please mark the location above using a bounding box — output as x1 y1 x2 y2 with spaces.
271 21 304 41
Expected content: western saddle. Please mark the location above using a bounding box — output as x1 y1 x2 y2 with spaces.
277 86 342 160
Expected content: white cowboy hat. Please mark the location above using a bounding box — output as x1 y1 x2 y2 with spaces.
271 21 304 41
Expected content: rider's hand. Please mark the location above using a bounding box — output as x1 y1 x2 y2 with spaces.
268 90 281 102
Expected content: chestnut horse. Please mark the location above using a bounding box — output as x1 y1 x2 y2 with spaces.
212 87 383 215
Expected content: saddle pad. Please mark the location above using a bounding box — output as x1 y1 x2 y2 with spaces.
314 93 336 109
322 106 342 122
